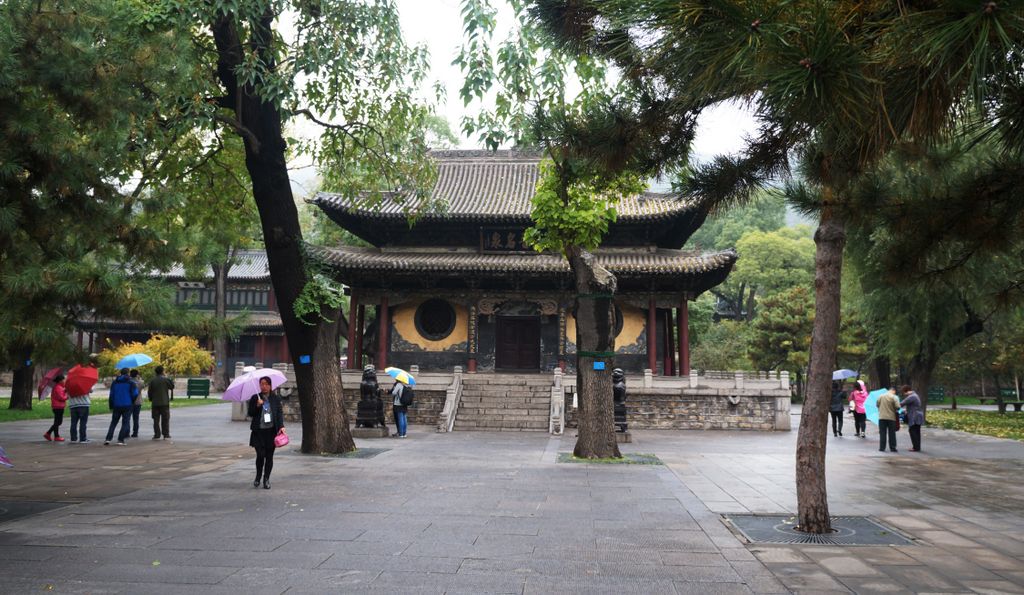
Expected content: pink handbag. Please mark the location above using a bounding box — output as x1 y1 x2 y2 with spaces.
274 429 289 447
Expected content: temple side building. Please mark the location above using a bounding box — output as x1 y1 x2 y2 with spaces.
310 150 737 375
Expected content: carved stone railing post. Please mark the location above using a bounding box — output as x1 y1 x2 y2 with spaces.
549 368 564 434
643 368 653 388
437 366 463 433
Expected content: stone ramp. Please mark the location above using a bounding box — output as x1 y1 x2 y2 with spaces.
455 373 551 431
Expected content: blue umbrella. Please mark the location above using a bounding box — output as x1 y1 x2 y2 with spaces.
832 369 858 381
115 353 154 369
865 388 892 426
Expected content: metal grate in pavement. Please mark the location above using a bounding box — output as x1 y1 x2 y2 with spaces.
723 514 916 545
293 447 390 458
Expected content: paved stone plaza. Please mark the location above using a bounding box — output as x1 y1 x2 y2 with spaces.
1 404 1023 594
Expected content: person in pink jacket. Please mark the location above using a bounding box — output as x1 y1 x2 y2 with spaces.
44 375 68 442
849 380 869 438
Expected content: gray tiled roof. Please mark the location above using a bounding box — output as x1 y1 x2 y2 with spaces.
311 245 736 277
160 249 270 281
78 311 283 331
312 151 694 222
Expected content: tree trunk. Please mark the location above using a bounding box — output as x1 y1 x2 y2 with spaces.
907 352 936 415
212 16 354 454
211 259 232 392
8 345 35 410
569 247 621 459
795 205 845 534
866 354 890 391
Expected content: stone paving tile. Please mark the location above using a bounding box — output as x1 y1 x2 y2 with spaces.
523 575 677 594
673 581 756 594
750 546 814 564
5 409 1024 594
318 553 462 574
960 580 1024 594
0 577 127 595
82 562 240 585
277 537 411 557
764 562 853 592
836 576 916 594
660 551 732 567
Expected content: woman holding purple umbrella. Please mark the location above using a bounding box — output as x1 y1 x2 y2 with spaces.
247 377 284 490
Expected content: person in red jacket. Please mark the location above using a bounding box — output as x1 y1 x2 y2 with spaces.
44 374 68 442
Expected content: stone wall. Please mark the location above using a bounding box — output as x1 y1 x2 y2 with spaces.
563 370 791 431
281 370 447 429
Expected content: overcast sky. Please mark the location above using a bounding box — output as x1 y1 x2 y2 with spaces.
289 1 758 198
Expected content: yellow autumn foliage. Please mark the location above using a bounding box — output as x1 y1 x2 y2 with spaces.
97 335 213 381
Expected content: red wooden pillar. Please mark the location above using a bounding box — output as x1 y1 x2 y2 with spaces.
355 304 366 368
664 309 675 376
346 293 358 365
76 330 83 351
376 296 389 369
259 335 267 363
647 297 657 373
678 297 690 375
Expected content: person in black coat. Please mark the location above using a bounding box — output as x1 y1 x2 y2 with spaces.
247 377 285 489
830 381 847 437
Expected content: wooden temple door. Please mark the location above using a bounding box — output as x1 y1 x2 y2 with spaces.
495 317 541 371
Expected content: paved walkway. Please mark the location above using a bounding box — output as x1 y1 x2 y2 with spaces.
0 405 1022 594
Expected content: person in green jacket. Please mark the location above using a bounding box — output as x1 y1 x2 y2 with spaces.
147 366 175 440
876 388 901 453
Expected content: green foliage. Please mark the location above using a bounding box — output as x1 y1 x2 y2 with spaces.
97 335 213 380
691 320 751 372
749 286 814 372
524 160 645 254
685 189 787 251
0 0 199 368
927 410 1024 442
842 135 1024 373
293 273 347 326
733 227 815 298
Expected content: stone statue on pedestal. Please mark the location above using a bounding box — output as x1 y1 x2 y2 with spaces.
355 365 386 428
612 367 628 433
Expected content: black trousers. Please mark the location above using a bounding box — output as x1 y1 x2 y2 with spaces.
830 411 843 435
909 424 921 450
853 412 867 435
255 444 276 479
47 408 64 436
878 419 898 451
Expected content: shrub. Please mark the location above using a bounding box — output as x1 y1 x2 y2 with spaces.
97 335 213 381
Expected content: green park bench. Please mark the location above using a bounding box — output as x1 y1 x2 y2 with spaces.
927 386 945 403
186 378 211 399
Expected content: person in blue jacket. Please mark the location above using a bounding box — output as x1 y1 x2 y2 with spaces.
105 368 138 445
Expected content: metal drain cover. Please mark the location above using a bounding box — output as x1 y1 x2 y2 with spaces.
723 514 915 546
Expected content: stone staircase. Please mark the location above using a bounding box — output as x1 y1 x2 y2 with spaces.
455 374 552 431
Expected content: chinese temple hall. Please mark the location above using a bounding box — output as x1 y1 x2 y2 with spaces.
310 150 738 376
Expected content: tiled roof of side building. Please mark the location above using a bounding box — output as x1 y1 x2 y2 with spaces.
158 249 270 281
311 150 695 222
310 245 737 276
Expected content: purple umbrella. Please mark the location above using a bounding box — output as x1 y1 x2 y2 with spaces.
222 368 287 402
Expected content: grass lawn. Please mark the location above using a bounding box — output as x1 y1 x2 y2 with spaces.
927 409 1024 441
0 396 225 423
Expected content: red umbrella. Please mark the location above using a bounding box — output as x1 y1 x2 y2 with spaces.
66 364 99 396
37 367 64 400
